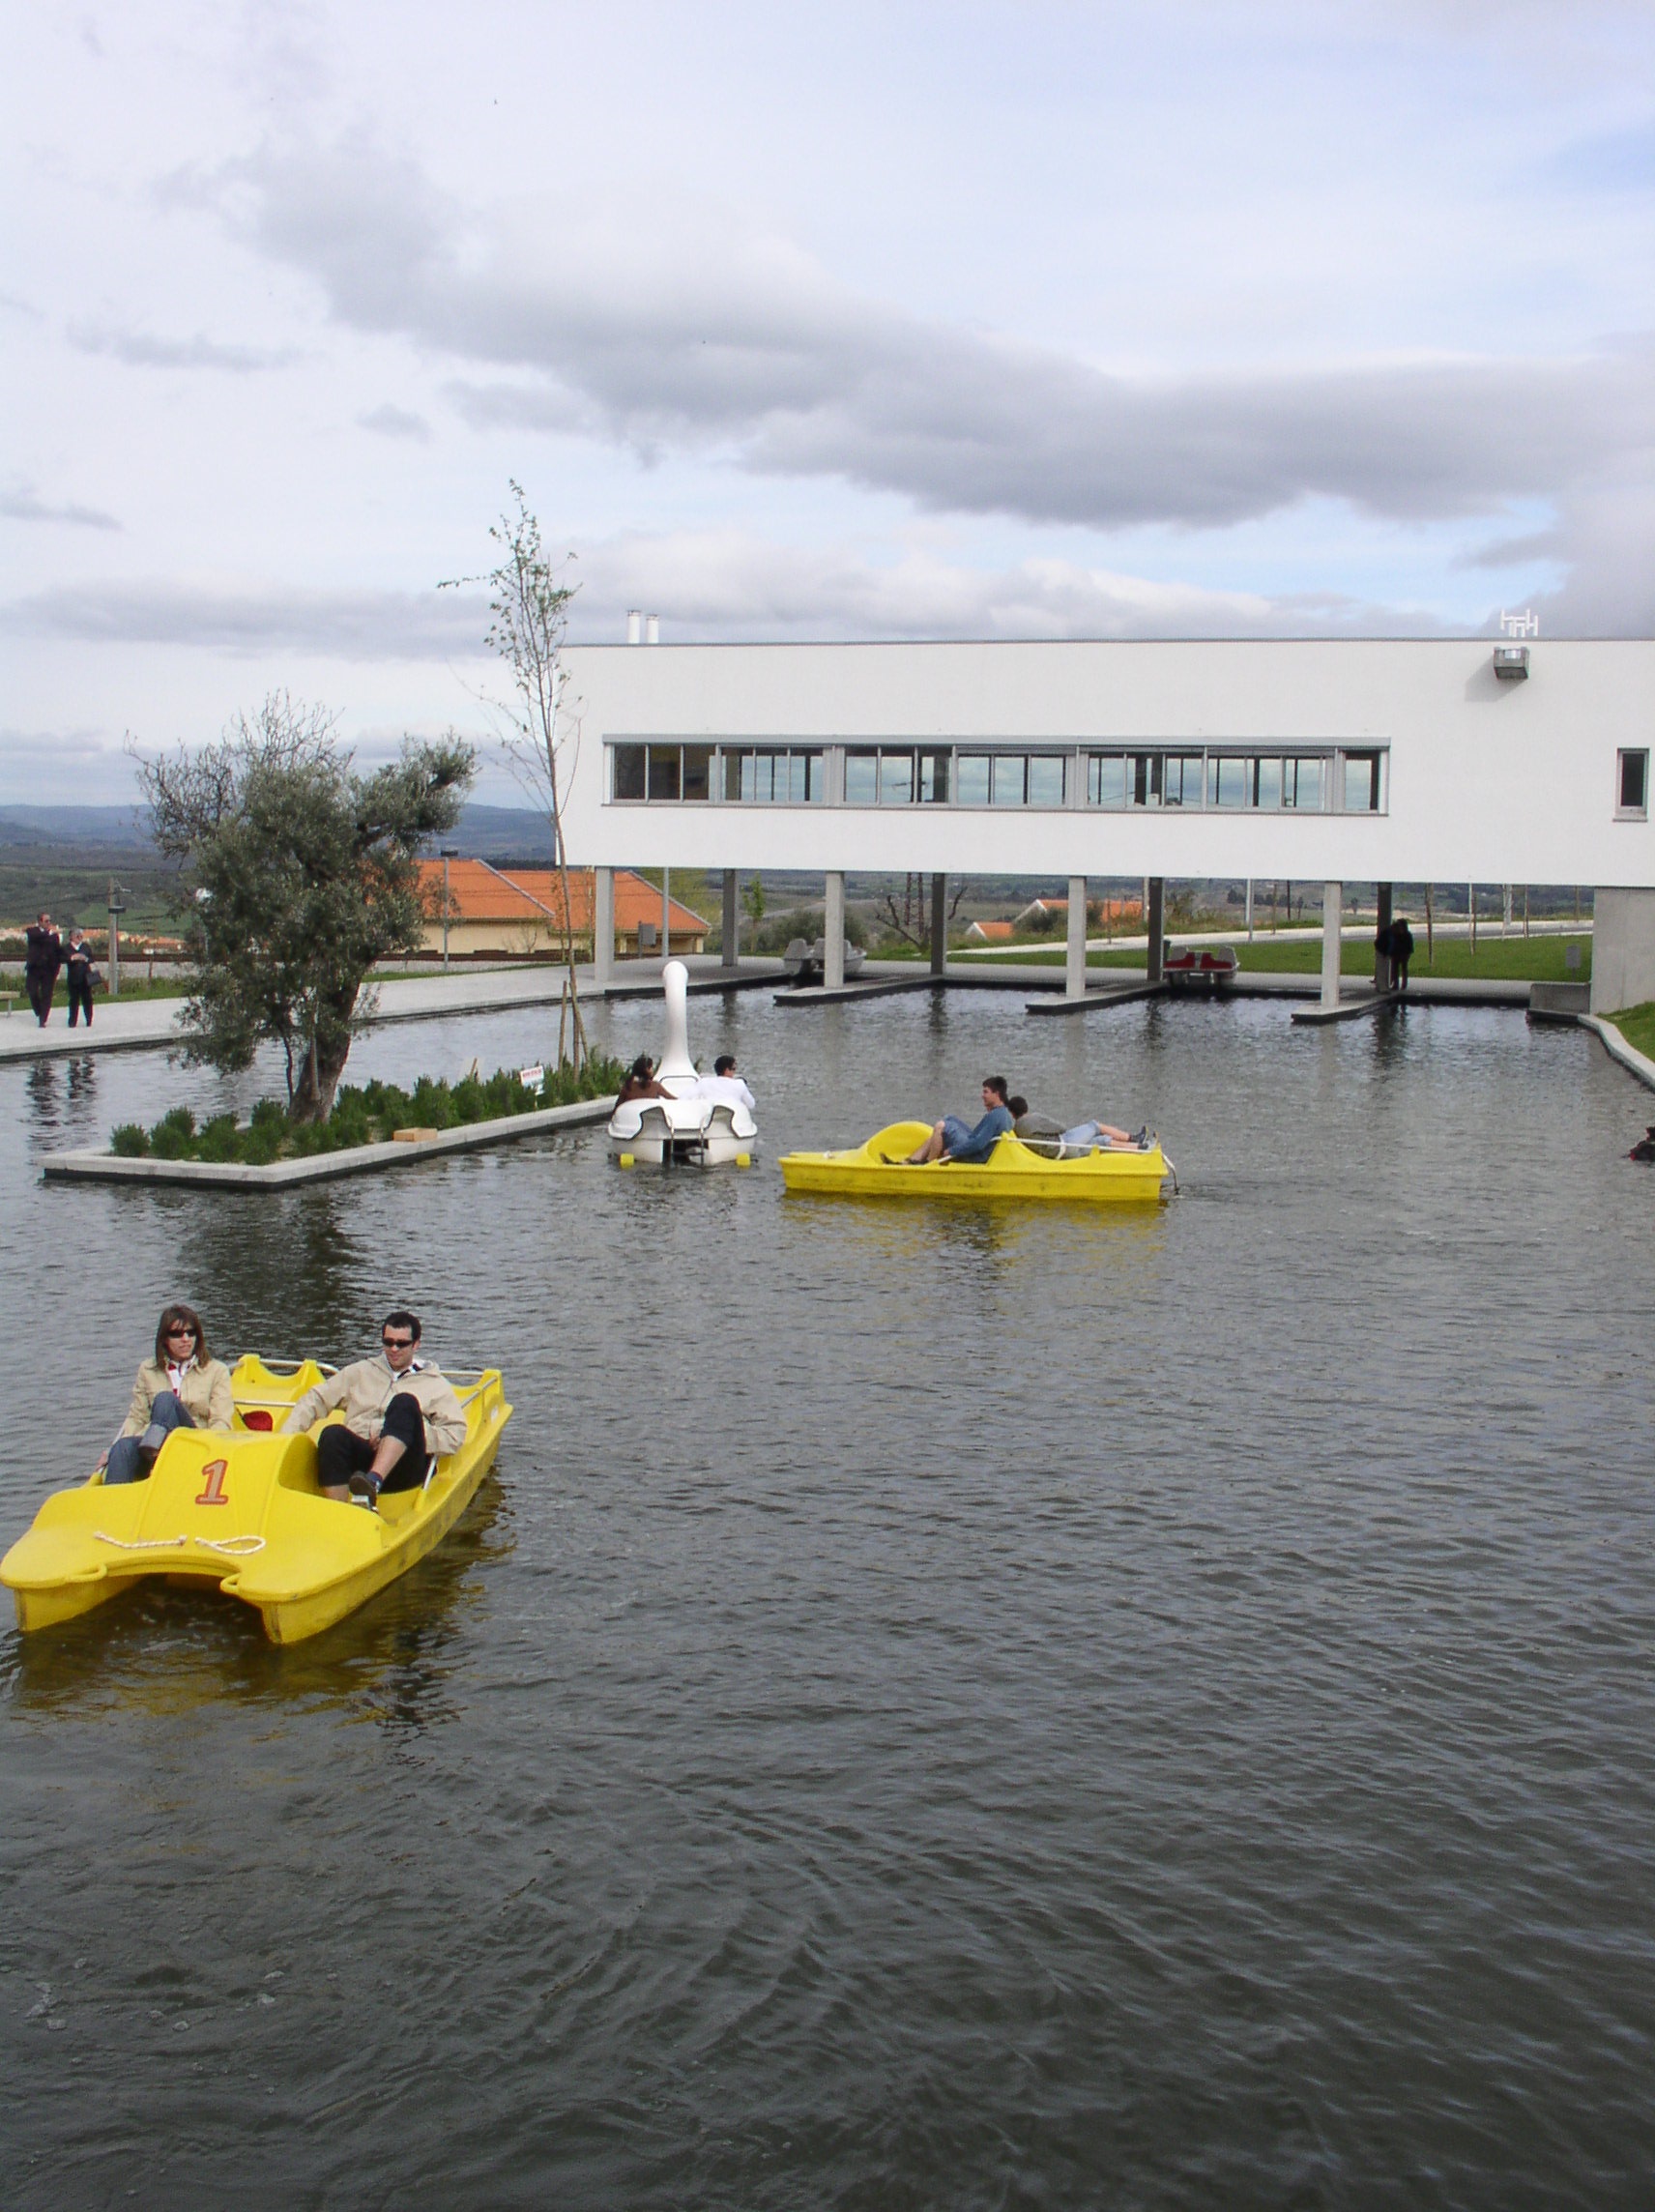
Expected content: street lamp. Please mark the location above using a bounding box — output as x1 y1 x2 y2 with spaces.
106 879 128 997
194 885 212 964
440 848 460 971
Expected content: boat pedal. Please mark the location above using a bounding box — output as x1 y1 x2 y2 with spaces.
618 1152 635 1169
736 1152 751 1168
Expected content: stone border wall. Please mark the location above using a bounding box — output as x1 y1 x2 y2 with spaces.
42 1096 616 1189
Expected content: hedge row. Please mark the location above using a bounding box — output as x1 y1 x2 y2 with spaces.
109 1055 626 1165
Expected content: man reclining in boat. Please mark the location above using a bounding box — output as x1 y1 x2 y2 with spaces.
692 1053 757 1112
280 1310 467 1508
903 1076 1015 1164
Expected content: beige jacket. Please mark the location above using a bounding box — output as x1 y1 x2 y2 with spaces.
281 1354 468 1458
120 1355 235 1439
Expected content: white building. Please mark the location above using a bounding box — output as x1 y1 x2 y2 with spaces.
560 637 1655 1012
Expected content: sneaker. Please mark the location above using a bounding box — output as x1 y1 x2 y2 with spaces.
348 1470 383 1508
1132 1125 1148 1148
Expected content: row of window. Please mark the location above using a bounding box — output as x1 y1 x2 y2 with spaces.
609 742 1389 813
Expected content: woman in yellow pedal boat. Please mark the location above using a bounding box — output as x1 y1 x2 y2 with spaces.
102 1303 234 1485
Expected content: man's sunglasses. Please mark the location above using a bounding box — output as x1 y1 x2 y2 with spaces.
382 1334 416 1350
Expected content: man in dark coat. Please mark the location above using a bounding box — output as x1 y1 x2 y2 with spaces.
23 912 61 1027
1391 916 1415 992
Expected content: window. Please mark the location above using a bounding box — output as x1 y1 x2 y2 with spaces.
956 753 991 805
612 743 646 800
722 747 825 803
1128 752 1161 807
1026 755 1067 808
1207 755 1250 809
682 745 712 801
991 755 1027 805
1088 753 1126 808
1162 754 1203 808
879 749 914 805
845 749 879 805
1343 752 1381 813
1281 756 1324 810
918 748 950 802
1618 748 1649 819
647 745 682 801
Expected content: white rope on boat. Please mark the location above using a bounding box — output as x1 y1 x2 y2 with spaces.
93 1530 266 1557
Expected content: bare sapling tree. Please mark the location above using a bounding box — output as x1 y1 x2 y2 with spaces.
878 872 964 951
136 694 474 1121
449 482 589 1067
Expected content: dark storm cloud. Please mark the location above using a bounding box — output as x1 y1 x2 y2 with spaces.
0 579 488 659
164 141 1655 542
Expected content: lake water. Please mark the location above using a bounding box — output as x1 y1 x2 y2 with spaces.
3 992 1652 2209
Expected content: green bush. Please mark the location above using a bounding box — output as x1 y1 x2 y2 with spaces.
102 1052 628 1166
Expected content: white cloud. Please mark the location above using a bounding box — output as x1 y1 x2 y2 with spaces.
0 578 487 659
67 321 301 373
0 478 121 530
168 142 1653 565
357 401 432 441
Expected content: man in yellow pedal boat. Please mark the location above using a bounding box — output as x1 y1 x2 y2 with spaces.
902 1075 1015 1165
280 1311 466 1509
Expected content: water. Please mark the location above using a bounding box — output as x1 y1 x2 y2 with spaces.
2 995 1652 2209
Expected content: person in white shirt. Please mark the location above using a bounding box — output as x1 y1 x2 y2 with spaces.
693 1054 757 1113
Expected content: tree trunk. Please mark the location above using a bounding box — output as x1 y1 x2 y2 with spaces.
290 981 360 1122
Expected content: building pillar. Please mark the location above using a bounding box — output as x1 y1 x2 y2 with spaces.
722 868 740 969
1065 875 1088 998
1147 878 1165 985
1375 881 1393 992
1590 888 1655 1013
1321 881 1344 1009
824 871 846 990
594 865 615 990
930 874 946 975
661 868 671 967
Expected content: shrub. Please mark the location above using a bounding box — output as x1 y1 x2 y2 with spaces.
110 1122 150 1157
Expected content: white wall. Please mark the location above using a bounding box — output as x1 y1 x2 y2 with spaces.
559 639 1655 886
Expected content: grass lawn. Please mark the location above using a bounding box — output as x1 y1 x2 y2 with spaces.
952 934 1593 981
1608 1002 1655 1060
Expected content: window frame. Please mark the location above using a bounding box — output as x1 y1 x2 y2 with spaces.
1616 747 1649 821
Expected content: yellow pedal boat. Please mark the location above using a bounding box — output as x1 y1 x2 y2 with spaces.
778 1121 1173 1203
1 1354 512 1644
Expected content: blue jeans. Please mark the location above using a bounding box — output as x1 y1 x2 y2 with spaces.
105 1389 194 1484
940 1115 974 1153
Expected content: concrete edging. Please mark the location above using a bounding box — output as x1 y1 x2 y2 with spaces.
42 1095 617 1189
1580 1015 1655 1094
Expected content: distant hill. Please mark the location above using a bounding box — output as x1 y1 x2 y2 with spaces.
0 804 153 848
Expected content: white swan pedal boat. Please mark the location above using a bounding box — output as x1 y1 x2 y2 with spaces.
607 959 758 1169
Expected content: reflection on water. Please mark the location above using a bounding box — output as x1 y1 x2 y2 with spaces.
3 994 1653 2208
2 1480 508 1736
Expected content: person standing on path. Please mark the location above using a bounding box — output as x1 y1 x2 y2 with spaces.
64 929 98 1028
23 912 62 1026
1391 916 1415 993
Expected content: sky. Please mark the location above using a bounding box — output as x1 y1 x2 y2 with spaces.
2 0 1652 801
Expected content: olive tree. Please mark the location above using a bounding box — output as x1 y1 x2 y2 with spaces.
136 694 474 1121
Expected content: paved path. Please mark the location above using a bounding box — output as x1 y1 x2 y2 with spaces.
0 954 1532 1063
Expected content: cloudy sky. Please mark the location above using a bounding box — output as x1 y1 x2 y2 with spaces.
3 0 1652 800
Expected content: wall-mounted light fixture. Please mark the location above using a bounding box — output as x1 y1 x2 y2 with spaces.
1493 645 1530 680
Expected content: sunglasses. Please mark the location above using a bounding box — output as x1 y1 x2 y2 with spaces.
382 1334 416 1350
167 1325 198 1339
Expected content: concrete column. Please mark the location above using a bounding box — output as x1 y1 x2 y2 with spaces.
594 865 615 990
1375 881 1393 992
930 874 946 975
1065 875 1088 998
1591 888 1655 1013
824 871 846 990
1147 878 1165 985
1321 881 1343 1009
722 868 740 969
661 868 671 968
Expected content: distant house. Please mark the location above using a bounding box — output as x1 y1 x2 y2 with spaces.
1013 894 1142 929
965 918 1015 944
1013 897 1067 929
414 859 709 959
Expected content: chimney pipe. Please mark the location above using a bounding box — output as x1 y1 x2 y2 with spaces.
646 614 660 645
626 610 643 645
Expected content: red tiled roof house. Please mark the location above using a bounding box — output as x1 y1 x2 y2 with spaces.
414 859 708 959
